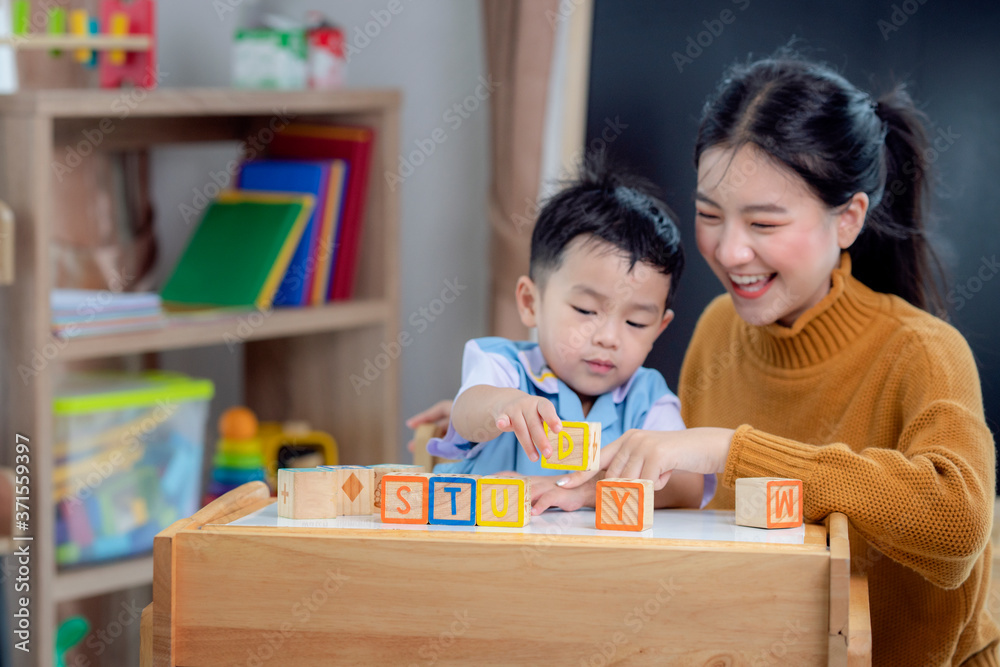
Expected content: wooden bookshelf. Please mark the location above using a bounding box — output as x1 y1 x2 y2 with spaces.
0 88 401 667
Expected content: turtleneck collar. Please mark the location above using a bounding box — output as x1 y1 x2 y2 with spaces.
740 253 882 369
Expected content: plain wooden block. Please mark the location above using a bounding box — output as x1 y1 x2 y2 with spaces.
540 421 601 471
735 478 803 529
381 473 433 524
476 477 530 527
276 467 339 520
320 465 375 516
369 464 426 512
595 478 653 532
429 474 478 526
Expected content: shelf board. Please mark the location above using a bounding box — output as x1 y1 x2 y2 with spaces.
61 299 392 360
0 86 401 117
55 555 153 602
0 35 152 50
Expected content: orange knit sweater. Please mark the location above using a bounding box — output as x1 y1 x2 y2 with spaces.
679 254 998 666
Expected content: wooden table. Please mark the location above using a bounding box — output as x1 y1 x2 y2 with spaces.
141 482 871 666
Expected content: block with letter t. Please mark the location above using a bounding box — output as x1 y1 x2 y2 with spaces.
540 421 600 471
429 474 478 526
735 478 803 529
476 477 530 527
595 478 653 531
380 473 433 524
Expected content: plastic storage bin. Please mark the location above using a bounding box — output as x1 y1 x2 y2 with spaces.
53 372 214 566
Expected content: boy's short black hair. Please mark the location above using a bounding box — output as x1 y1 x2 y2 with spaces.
530 158 685 309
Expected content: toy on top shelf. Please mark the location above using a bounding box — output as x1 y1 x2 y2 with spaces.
204 406 266 505
1 0 157 89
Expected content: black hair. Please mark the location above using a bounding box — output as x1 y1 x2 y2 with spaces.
530 159 685 310
694 53 946 316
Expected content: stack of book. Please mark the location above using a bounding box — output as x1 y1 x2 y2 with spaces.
51 289 166 338
160 124 374 311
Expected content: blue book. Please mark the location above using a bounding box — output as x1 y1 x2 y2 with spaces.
238 160 332 306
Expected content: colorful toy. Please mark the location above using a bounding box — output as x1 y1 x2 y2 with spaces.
735 478 803 529
55 616 90 667
476 477 531 527
0 0 157 89
259 420 338 493
596 478 653 532
204 407 266 505
540 421 601 471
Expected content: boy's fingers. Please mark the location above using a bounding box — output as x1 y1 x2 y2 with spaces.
653 470 673 491
509 413 537 462
495 414 512 431
539 401 561 434
404 399 452 428
525 414 551 460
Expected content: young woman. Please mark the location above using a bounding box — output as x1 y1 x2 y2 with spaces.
412 55 998 665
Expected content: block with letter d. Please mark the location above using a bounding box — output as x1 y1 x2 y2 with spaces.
595 478 652 531
540 421 600 471
476 477 530 527
429 474 478 526
735 478 803 529
380 473 433 524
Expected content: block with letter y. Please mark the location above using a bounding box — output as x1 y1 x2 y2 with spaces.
380 473 432 524
595 478 652 531
540 421 600 471
429 474 478 526
735 478 803 529
476 477 530 527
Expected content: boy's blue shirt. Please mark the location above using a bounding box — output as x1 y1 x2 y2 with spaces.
427 337 686 476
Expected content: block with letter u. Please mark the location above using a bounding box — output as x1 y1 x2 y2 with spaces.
476 477 530 527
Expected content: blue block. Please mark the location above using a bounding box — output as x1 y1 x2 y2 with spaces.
428 476 477 526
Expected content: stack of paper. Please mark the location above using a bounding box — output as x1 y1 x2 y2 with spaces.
51 289 166 338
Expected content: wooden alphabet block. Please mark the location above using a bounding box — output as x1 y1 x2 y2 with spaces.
276 467 339 520
476 477 530 527
369 464 426 512
428 474 478 526
320 465 375 516
540 421 600 471
735 478 803 529
595 478 653 531
380 473 433 524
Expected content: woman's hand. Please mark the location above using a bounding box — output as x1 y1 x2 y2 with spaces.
531 476 598 515
556 428 736 490
404 399 453 452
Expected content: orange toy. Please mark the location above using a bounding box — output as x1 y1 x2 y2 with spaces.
219 407 258 440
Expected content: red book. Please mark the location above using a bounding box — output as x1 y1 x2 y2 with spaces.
268 124 374 301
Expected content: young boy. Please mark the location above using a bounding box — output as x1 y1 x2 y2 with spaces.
428 164 708 508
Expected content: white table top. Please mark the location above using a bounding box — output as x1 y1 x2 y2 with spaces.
221 504 806 545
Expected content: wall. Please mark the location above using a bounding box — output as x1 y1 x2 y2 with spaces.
154 0 490 458
587 0 1000 479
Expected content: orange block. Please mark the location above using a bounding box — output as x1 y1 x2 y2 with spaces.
595 478 652 532
380 473 432 524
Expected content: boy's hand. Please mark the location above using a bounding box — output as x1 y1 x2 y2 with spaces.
493 394 561 463
531 477 598 515
404 399 453 452
555 428 735 490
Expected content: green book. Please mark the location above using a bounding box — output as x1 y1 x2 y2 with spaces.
161 191 314 310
